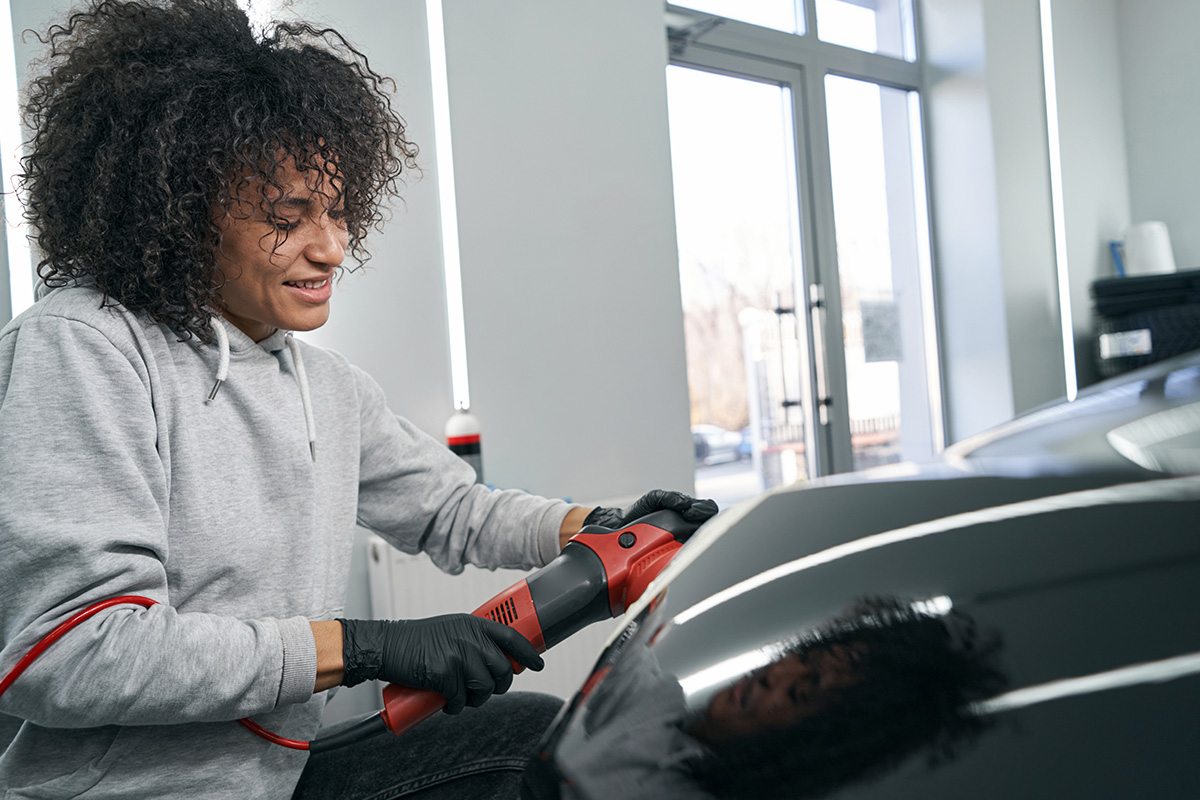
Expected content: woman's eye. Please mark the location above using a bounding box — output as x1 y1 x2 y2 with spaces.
272 219 300 232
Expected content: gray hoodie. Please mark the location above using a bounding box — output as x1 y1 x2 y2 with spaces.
0 286 573 798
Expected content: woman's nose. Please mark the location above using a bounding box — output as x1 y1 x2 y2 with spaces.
308 218 348 267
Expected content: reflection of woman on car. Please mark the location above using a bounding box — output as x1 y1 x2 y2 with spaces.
560 596 1007 800
687 641 865 748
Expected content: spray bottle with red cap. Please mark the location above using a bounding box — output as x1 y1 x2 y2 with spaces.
445 408 484 483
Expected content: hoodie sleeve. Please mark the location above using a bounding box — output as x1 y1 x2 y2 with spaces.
0 314 313 728
351 366 577 573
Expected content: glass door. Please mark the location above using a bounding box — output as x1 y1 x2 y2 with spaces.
667 38 942 503
820 74 941 471
667 64 817 510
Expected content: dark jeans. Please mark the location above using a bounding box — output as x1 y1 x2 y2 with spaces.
292 692 562 800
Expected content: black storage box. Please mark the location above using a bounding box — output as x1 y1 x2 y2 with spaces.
1091 269 1200 378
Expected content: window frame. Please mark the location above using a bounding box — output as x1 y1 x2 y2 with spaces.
666 1 945 475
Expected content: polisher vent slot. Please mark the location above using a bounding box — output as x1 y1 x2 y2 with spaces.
487 598 519 626
631 544 677 579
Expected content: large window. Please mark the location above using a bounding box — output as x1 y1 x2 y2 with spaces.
667 1 941 506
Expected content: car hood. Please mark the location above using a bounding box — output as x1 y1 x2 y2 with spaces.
523 353 1200 799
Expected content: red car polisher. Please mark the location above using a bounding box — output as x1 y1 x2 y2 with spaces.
378 507 698 738
0 508 703 752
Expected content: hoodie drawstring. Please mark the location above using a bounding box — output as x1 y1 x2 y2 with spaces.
204 318 317 463
207 317 230 402
285 333 318 462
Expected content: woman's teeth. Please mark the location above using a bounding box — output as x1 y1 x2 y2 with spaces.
287 279 328 289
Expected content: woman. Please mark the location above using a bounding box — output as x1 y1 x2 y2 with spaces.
0 2 715 797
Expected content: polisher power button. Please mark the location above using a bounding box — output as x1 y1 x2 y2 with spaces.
618 532 636 548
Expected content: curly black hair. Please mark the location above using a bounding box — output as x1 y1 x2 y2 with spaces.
694 596 1008 800
20 0 418 341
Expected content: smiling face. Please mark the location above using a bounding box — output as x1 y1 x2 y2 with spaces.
214 162 349 341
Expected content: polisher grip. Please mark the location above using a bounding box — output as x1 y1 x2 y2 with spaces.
381 579 546 735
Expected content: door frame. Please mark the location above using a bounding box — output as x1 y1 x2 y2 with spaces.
668 4 943 476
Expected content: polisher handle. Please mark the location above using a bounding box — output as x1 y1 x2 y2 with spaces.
380 579 546 735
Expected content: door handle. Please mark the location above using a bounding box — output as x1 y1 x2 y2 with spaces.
808 283 831 426
772 292 802 413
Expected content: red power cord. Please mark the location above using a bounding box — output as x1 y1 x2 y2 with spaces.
0 596 310 750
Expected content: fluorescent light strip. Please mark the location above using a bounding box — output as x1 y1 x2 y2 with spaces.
971 650 1200 716
673 475 1200 627
0 0 33 319
426 0 470 411
1039 0 1077 402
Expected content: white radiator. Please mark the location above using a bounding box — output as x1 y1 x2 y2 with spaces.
365 534 617 701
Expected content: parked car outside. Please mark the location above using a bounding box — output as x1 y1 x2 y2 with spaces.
692 424 747 465
736 428 751 460
524 352 1200 799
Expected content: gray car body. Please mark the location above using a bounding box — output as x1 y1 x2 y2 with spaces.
525 353 1200 799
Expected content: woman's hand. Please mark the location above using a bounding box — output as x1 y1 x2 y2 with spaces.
334 616 544 713
583 490 718 532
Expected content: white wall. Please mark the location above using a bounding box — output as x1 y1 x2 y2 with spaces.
922 0 1011 443
981 0 1069 412
1118 0 1200 272
922 0 1156 436
441 0 693 504
921 0 1056 442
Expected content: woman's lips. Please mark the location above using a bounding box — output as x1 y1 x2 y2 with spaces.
284 277 332 303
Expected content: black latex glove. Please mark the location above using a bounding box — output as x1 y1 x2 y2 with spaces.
583 489 718 531
337 615 544 714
